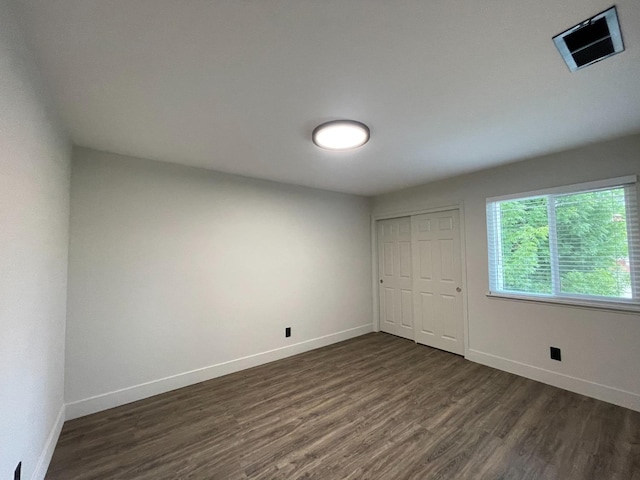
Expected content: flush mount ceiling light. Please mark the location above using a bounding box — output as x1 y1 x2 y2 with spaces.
312 120 370 151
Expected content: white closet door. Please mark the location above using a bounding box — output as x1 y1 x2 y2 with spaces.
411 210 464 355
378 217 415 340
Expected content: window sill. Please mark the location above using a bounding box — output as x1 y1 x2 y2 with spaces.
486 292 640 314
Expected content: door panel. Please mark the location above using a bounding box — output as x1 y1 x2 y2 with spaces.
419 292 435 335
440 239 454 281
441 294 457 339
383 243 394 275
399 242 412 278
401 289 413 327
377 217 414 340
411 210 464 354
383 287 395 327
419 240 433 279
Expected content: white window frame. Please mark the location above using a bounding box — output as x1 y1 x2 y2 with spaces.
486 175 640 312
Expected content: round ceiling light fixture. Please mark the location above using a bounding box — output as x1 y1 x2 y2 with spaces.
312 120 370 151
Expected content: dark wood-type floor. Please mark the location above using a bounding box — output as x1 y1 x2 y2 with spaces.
47 333 640 480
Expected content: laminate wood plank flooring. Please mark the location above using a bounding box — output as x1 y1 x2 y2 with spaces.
46 333 640 479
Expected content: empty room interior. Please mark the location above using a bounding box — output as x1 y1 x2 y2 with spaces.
2 0 640 479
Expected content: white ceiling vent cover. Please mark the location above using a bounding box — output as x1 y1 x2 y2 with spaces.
553 6 624 72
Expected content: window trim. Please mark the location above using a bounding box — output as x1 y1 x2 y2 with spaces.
486 292 640 314
486 175 639 308
486 175 637 204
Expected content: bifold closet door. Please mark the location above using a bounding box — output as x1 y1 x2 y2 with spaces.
377 217 415 340
411 210 464 355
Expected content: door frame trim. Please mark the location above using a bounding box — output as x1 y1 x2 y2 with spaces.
371 202 470 357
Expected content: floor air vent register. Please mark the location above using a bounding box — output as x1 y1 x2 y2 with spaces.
553 6 624 72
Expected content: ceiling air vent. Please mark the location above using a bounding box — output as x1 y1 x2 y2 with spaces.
553 6 624 72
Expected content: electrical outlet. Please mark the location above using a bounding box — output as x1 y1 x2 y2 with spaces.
550 347 562 361
285 327 291 338
15 462 21 480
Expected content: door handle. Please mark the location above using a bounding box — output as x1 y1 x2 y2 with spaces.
380 279 383 284
456 287 462 292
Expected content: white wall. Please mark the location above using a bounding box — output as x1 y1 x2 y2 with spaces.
373 134 640 411
0 1 71 479
66 148 372 418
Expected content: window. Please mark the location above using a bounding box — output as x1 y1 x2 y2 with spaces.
486 176 639 309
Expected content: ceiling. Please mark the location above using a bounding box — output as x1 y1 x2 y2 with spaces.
13 0 640 196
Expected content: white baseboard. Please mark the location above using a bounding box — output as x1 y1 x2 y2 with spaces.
466 349 640 412
32 404 65 480
66 324 373 420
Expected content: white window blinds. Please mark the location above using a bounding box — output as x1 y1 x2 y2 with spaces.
487 176 639 307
